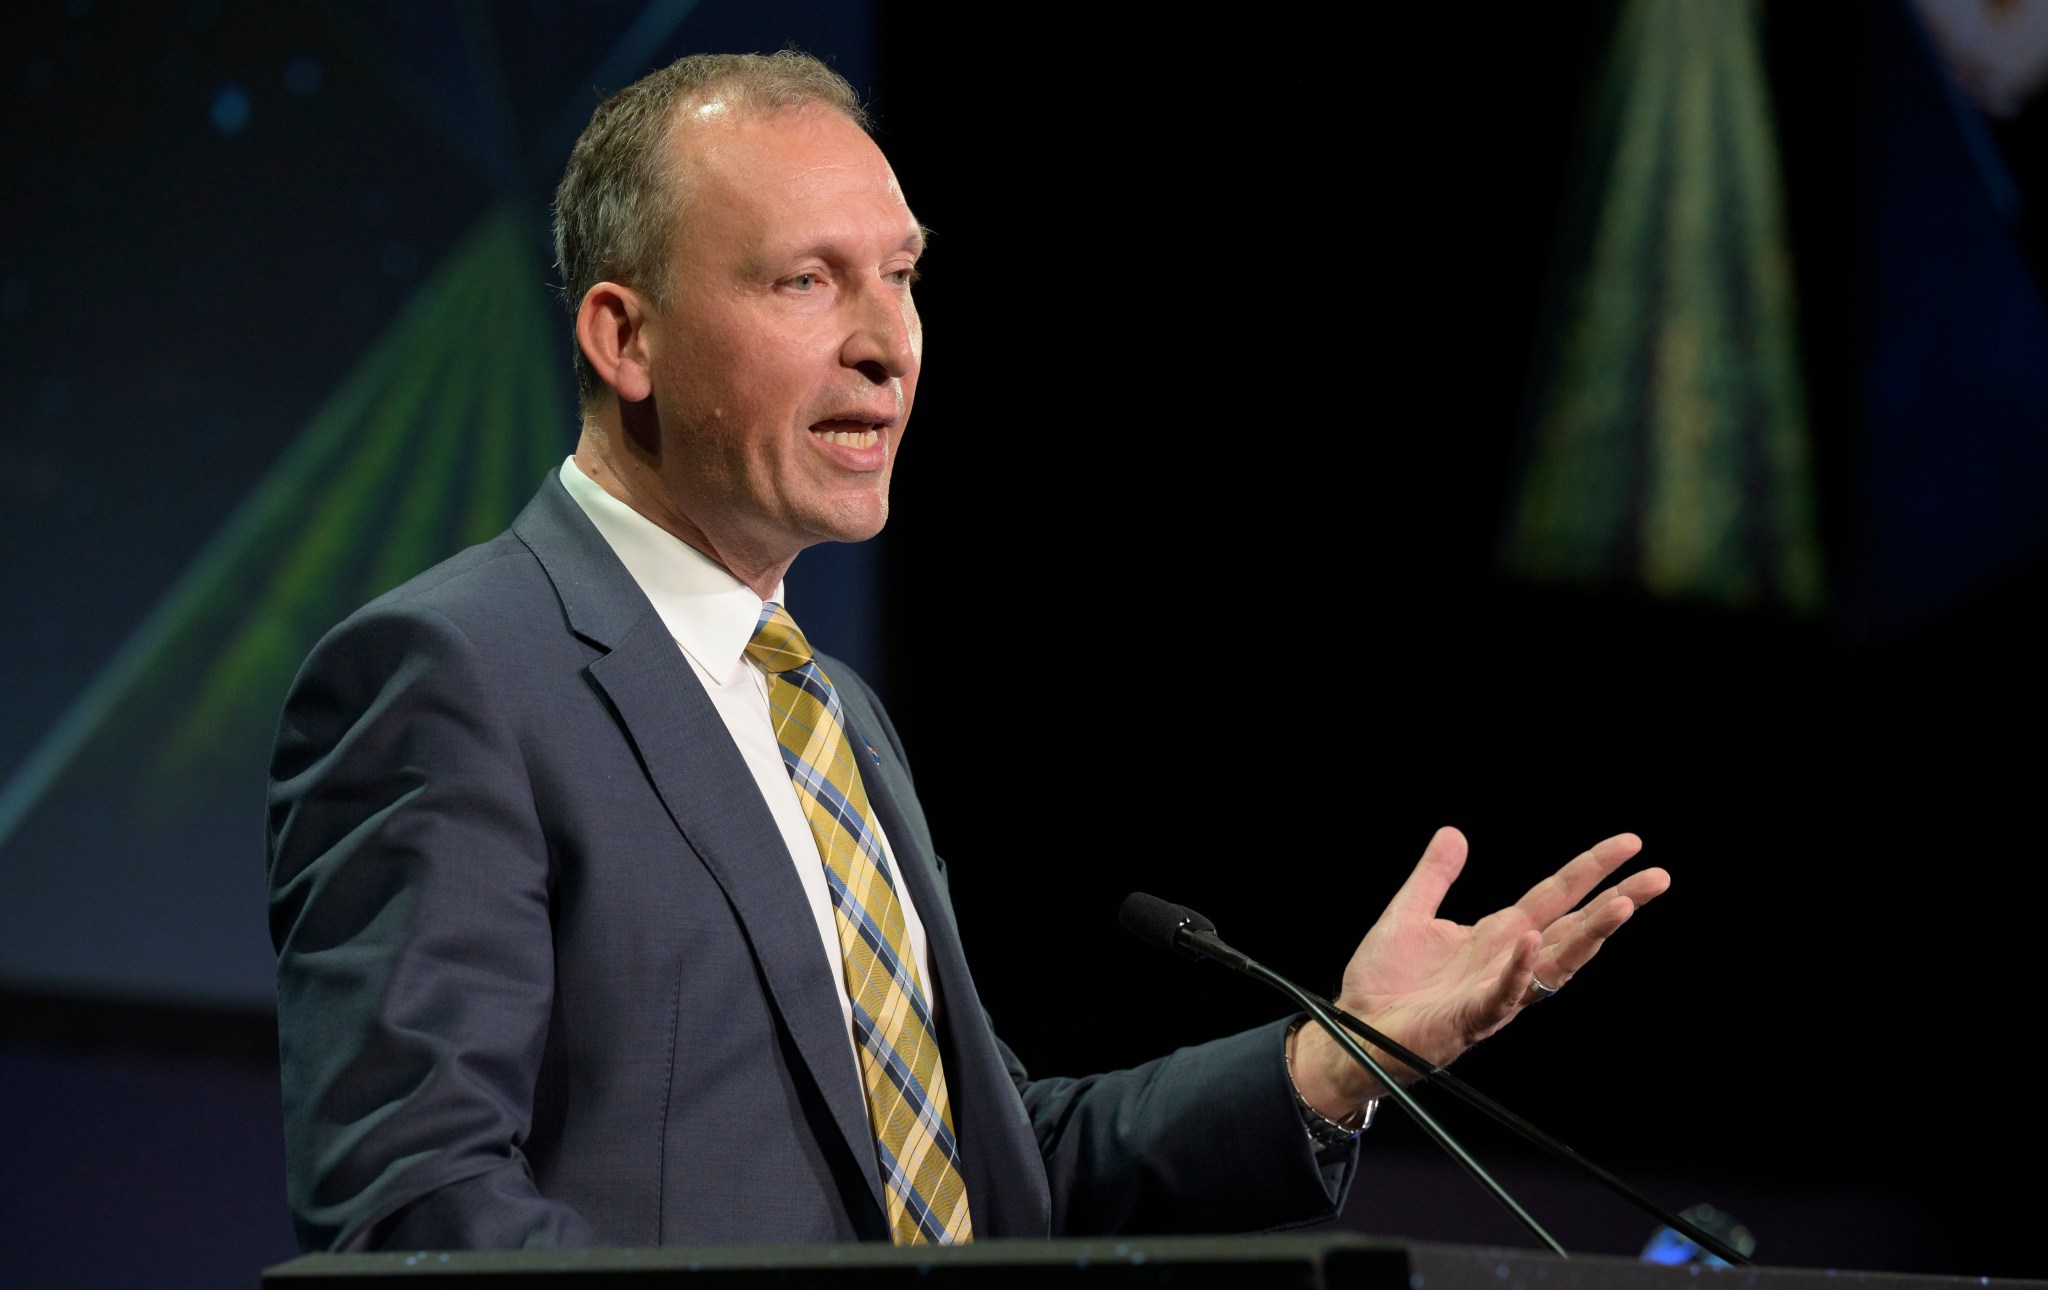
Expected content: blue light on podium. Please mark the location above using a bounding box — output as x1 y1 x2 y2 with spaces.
1641 1202 1757 1267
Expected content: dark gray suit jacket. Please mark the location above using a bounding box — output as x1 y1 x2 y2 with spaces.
266 472 1352 1252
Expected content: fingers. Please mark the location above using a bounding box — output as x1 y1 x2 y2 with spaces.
1459 929 1547 1042
1513 832 1645 928
1568 869 1669 941
1496 928 1543 1017
1382 826 1469 921
1535 868 1668 984
1616 866 1672 908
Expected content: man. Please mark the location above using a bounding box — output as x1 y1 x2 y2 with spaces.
267 50 1669 1253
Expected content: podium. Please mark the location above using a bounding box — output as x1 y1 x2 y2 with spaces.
260 1236 2048 1290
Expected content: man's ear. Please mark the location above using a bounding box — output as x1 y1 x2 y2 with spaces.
575 282 655 403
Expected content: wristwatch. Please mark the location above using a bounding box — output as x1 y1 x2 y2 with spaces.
1285 1017 1378 1146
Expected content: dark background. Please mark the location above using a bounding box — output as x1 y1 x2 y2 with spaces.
4 1 2047 1285
876 0 2048 1280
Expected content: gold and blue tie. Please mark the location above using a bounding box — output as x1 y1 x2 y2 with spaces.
745 602 973 1245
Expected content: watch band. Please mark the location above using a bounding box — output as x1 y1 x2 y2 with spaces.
1285 1017 1378 1146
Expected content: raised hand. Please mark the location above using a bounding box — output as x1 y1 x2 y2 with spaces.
1290 826 1671 1119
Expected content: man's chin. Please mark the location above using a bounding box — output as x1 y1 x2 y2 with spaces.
805 494 890 546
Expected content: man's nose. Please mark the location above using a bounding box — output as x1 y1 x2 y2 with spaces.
842 281 918 383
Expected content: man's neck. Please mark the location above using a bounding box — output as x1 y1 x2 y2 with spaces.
571 423 793 598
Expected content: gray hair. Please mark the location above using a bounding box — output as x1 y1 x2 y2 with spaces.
552 50 871 405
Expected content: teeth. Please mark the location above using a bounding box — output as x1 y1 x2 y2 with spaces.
817 428 878 448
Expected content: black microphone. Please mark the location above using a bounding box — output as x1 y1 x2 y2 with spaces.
1119 892 1566 1257
1118 891 1753 1268
1116 891 1244 969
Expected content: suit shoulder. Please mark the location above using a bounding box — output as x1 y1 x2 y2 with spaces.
284 532 571 705
367 530 550 623
331 525 580 653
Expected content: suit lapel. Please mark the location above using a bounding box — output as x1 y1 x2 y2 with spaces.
512 475 887 1221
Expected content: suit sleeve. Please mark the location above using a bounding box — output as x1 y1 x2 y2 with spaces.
266 600 594 1252
1004 1016 1358 1236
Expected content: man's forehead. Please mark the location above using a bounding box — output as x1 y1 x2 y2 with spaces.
669 98 879 170
668 103 920 237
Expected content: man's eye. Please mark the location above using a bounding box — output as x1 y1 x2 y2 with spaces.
787 273 818 291
889 267 921 286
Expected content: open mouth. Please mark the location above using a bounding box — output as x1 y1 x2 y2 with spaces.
811 419 881 449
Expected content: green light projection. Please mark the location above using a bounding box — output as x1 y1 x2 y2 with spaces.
0 206 572 843
1504 0 1824 614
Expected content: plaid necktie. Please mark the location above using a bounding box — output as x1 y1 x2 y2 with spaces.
745 602 973 1245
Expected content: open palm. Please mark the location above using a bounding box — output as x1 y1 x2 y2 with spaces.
1295 826 1670 1109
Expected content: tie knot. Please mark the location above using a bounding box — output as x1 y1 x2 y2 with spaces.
745 602 815 674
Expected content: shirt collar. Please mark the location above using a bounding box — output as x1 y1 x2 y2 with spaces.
557 457 782 679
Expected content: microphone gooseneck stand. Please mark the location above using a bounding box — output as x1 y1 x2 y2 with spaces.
1244 954 1568 1257
1117 892 1752 1268
1315 997 1750 1266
